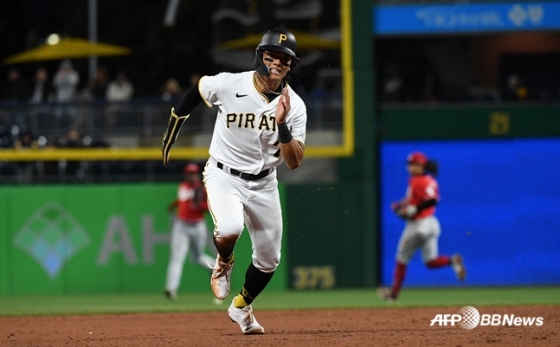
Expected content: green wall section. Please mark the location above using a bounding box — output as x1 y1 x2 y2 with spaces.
286 184 371 289
288 0 379 289
331 0 378 287
0 184 287 295
352 0 378 288
0 188 8 295
379 106 560 140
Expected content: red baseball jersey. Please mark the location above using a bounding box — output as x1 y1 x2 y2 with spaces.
170 181 208 223
405 174 439 219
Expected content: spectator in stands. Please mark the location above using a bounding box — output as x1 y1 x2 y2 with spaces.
188 73 201 89
13 130 38 183
53 60 80 103
1 68 29 103
0 124 13 148
106 70 134 102
53 60 80 127
40 137 60 177
503 74 528 101
29 67 55 129
1 68 30 126
106 70 134 127
161 78 182 102
29 67 55 104
81 66 110 101
57 128 84 177
0 124 17 176
89 135 110 148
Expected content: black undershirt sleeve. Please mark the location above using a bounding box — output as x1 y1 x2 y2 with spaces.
175 84 203 116
416 198 437 212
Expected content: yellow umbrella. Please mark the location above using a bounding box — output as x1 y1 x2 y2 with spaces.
3 38 132 65
217 30 340 51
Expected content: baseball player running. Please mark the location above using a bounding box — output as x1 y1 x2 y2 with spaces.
164 163 221 303
162 28 306 334
378 151 466 302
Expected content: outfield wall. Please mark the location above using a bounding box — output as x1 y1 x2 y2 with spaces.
378 138 560 287
0 184 287 295
374 106 560 287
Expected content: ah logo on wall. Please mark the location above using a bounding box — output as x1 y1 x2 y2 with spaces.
13 202 90 278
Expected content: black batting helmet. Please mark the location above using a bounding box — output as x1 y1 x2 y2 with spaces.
254 28 300 76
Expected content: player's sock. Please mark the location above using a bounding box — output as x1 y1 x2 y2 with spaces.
219 253 234 264
233 293 249 308
239 263 274 305
426 255 451 269
213 236 235 263
391 262 407 297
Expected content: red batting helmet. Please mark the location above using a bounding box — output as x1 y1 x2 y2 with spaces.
407 152 428 166
183 163 200 174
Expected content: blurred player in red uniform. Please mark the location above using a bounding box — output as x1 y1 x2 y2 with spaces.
378 151 466 302
164 163 221 303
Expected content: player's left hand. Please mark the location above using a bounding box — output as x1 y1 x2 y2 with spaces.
275 88 290 124
392 201 417 219
391 201 404 211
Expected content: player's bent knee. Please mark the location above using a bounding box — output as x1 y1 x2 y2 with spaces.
252 257 280 273
214 234 238 249
396 256 411 265
214 221 243 239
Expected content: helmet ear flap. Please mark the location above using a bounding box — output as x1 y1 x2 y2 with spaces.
253 49 269 76
289 57 300 74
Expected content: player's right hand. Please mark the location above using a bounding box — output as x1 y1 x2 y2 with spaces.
275 88 290 124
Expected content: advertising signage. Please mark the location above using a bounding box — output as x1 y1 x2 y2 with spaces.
374 2 560 35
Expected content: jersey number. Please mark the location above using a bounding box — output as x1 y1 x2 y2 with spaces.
273 140 281 157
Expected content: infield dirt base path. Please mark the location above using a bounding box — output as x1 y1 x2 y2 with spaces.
1 306 558 347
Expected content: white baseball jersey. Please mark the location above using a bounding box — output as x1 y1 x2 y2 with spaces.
198 71 306 175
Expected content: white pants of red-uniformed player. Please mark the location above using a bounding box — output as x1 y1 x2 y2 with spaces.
396 215 441 264
166 219 216 292
202 158 282 273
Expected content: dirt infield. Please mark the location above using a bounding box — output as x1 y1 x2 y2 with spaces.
1 305 558 346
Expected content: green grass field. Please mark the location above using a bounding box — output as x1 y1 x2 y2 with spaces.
1 287 559 316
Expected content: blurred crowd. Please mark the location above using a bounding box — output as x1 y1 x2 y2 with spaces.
0 60 207 106
0 60 209 183
1 60 133 106
378 67 553 104
0 123 189 184
0 59 204 142
0 125 111 183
